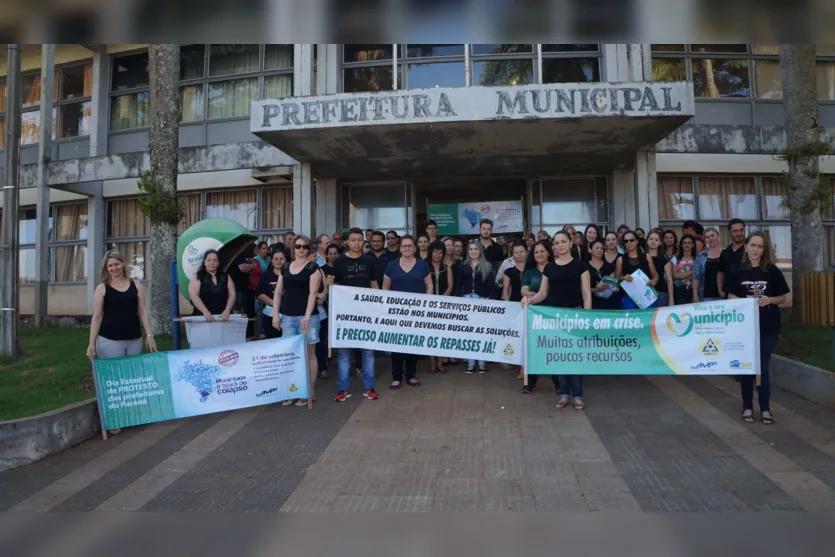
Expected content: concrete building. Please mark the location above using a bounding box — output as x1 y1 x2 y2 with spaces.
2 43 835 316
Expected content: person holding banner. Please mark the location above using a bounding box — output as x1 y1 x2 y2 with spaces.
524 231 592 409
383 235 433 388
587 240 620 310
88 250 158 435
615 231 659 310
272 236 322 406
692 227 726 303
520 240 558 392
427 240 454 375
454 240 495 373
441 236 461 367
727 232 789 426
333 228 380 402
188 249 236 322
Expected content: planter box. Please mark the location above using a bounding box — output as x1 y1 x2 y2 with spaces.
0 398 100 472
771 355 835 411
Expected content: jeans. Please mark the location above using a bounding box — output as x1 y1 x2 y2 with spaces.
621 294 658 310
96 336 142 358
337 347 375 391
316 318 329 372
655 292 670 307
254 298 264 335
279 314 320 344
558 375 583 399
462 293 486 368
741 334 779 412
391 353 418 382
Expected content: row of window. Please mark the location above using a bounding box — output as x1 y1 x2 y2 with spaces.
658 174 835 270
651 44 835 100
0 185 293 283
342 44 601 92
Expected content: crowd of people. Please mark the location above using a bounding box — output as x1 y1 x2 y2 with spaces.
87 215 789 426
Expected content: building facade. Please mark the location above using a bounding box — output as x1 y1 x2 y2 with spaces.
1 43 835 315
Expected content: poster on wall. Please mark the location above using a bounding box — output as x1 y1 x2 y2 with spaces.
428 200 524 235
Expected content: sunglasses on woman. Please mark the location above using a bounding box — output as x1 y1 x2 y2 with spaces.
294 243 310 250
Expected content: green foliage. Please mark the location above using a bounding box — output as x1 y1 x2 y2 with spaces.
136 170 185 226
777 324 834 371
0 327 176 420
777 139 833 215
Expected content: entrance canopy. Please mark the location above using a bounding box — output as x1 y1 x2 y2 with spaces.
251 82 694 180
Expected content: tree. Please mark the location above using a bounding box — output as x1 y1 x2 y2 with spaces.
779 44 827 324
144 45 181 336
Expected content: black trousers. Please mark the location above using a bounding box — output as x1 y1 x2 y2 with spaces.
526 374 558 389
315 318 329 372
244 290 256 337
391 353 417 382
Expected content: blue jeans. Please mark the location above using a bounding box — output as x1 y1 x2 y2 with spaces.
655 292 670 307
279 314 320 344
558 375 583 399
254 299 264 334
337 348 375 392
621 295 658 310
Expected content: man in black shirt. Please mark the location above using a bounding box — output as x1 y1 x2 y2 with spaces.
332 227 380 402
479 219 504 267
369 230 390 286
426 220 439 244
721 218 747 296
385 230 400 259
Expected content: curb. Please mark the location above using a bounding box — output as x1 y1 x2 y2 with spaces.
0 398 100 472
772 355 835 411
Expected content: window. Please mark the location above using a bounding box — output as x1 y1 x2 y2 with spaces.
539 177 608 226
175 45 295 123
541 45 601 85
761 177 790 220
53 203 88 282
206 190 257 229
651 45 755 98
698 177 757 219
343 44 396 93
657 177 695 220
754 60 782 99
261 186 293 231
110 52 149 131
471 44 534 87
343 183 409 232
692 59 749 98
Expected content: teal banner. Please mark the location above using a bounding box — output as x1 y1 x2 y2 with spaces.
93 336 310 430
525 299 760 375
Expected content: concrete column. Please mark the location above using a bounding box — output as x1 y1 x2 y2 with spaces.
635 150 657 230
611 168 635 228
314 177 338 236
34 44 55 326
88 49 110 157
316 44 340 95
85 183 105 314
293 163 313 237
293 45 315 97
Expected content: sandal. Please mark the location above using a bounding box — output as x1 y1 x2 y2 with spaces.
742 409 755 423
573 399 585 410
556 398 570 409
521 386 535 394
517 372 524 380
407 378 421 387
294 396 314 407
390 381 401 390
761 411 774 425
439 368 449 375
282 399 295 407
465 367 474 374
428 368 438 375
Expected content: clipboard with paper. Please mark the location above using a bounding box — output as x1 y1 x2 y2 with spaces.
594 276 620 299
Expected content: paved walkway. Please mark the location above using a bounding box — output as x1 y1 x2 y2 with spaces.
4 357 835 513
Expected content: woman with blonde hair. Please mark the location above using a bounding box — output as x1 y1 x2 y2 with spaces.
454 240 495 373
87 250 158 434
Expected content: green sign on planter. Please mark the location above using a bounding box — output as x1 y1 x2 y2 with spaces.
176 218 257 302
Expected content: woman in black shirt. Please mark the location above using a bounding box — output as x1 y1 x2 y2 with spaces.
272 236 322 406
525 231 592 410
188 249 236 320
727 232 789 426
646 230 674 307
427 240 453 374
587 240 619 310
502 241 527 303
615 231 659 309
257 250 286 339
604 232 621 265
455 240 495 373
